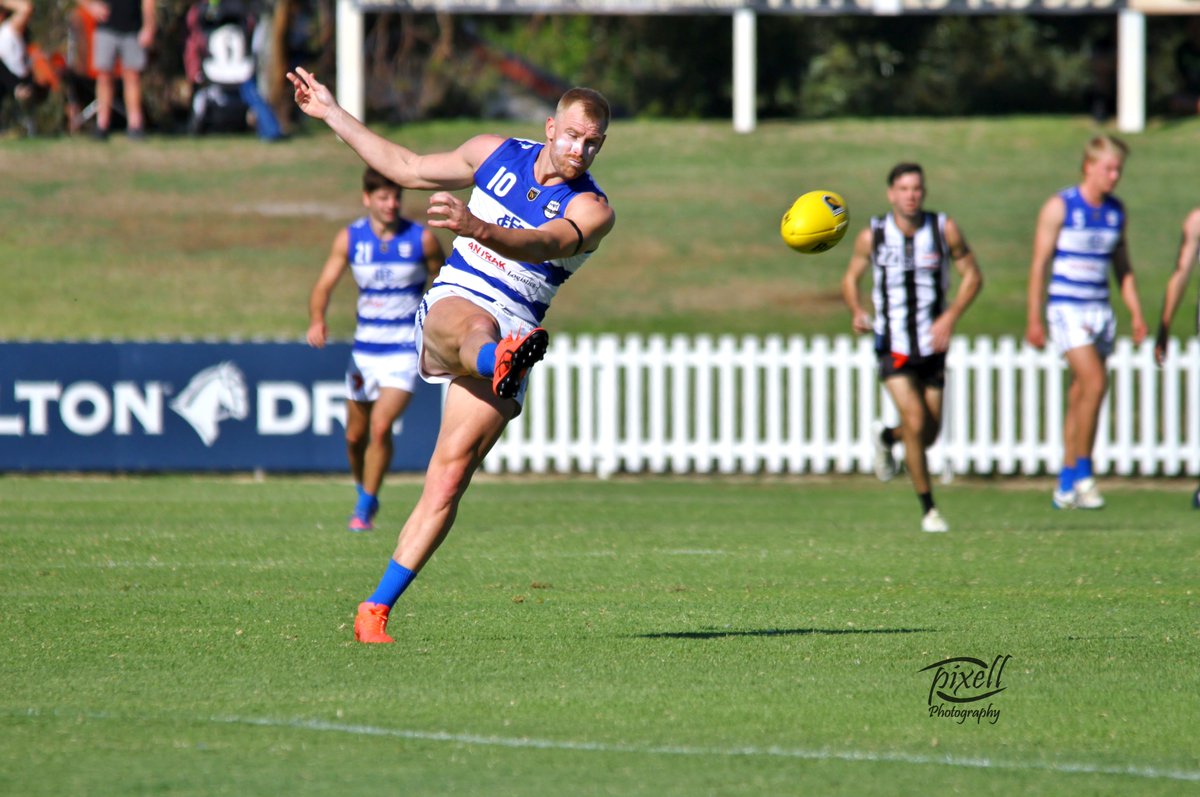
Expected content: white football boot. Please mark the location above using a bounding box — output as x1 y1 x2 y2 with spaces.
921 508 950 533
1072 477 1105 510
1052 488 1076 510
872 421 898 482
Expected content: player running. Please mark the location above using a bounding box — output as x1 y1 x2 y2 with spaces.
306 167 444 532
842 162 983 533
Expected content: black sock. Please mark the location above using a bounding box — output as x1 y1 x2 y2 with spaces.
881 427 897 446
918 492 935 514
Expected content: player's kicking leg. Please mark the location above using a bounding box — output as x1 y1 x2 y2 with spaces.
420 298 550 400
490 328 549 399
354 377 516 643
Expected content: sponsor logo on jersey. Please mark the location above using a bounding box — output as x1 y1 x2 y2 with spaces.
467 240 508 271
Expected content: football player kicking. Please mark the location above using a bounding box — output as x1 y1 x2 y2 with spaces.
289 68 616 642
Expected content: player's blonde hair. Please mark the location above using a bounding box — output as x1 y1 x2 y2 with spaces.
557 88 611 133
1082 134 1129 169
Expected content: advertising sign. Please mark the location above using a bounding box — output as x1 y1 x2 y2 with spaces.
0 342 442 472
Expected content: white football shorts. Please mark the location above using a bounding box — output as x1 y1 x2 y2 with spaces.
1046 302 1116 358
346 350 418 402
416 284 536 405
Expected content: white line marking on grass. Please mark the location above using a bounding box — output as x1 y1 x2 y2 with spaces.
0 558 364 571
212 715 1200 782
657 549 728 556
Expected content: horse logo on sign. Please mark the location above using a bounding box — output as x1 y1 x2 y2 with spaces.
170 361 249 446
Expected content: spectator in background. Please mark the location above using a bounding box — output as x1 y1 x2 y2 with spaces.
184 0 283 140
0 0 34 133
1026 135 1147 511
77 0 154 138
1152 207 1200 509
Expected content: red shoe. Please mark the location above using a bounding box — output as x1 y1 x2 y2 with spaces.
492 328 549 399
354 601 394 643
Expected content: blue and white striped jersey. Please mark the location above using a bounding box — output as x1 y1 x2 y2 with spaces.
437 137 606 327
1047 186 1124 306
348 217 428 355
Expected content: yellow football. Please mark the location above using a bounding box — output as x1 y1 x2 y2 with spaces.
780 190 850 254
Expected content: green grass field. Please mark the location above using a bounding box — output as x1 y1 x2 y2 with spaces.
4 116 1199 795
2 475 1197 795
4 115 1200 341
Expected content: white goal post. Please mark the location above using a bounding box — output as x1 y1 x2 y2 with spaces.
336 0 1161 134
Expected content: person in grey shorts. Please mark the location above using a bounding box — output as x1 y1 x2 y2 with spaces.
77 0 154 138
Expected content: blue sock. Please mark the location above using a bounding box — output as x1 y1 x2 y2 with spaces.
1059 463 1077 493
1076 457 1094 481
476 343 497 377
367 560 416 608
354 490 376 520
356 483 366 500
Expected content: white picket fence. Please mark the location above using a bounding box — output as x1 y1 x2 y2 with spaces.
483 333 1200 478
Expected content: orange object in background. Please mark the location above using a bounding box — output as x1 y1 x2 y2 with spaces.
26 44 63 90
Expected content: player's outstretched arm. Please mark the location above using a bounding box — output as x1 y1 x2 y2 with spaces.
426 191 616 262
1155 208 1200 364
1025 195 1063 349
287 68 492 191
841 227 874 335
